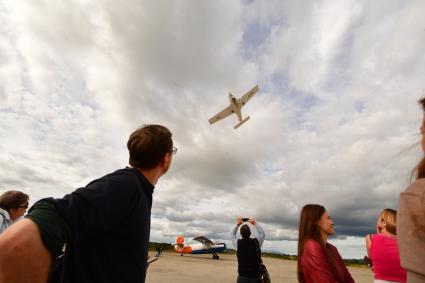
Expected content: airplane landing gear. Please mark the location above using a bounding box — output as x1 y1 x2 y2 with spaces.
212 253 219 260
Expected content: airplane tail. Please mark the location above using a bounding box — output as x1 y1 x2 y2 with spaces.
174 236 185 253
234 116 250 129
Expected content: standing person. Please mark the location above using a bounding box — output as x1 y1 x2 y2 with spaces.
398 97 425 282
0 190 29 233
297 204 354 283
0 124 176 283
231 217 265 283
365 209 406 283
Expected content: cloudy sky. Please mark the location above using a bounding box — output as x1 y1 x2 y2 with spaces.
1 0 425 259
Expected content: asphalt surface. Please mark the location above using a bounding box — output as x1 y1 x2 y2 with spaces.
145 252 373 283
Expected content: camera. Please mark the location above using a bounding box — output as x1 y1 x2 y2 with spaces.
242 218 249 222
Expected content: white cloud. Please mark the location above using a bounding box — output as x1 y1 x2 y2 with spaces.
1 0 425 259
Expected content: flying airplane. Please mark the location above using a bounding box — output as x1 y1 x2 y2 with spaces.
174 236 227 259
208 85 259 129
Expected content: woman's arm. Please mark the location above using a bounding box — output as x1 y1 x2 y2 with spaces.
365 234 372 258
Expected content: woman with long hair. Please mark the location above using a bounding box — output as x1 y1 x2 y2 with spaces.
365 209 406 283
397 98 425 282
297 204 354 283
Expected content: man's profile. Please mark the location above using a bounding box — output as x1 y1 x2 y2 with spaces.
0 124 175 283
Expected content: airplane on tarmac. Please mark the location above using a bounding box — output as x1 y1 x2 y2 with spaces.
174 236 227 259
208 85 259 129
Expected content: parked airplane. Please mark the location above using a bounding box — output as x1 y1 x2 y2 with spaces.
208 85 259 129
174 236 226 259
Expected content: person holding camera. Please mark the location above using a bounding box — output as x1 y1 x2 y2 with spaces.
231 217 265 283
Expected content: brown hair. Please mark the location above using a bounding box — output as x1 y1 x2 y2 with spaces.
297 204 326 283
127 125 173 169
0 190 29 212
413 98 425 179
240 224 251 239
379 208 397 235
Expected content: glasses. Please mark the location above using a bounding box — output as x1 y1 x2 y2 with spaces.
19 203 29 209
171 147 178 155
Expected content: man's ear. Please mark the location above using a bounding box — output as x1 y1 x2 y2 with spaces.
161 153 172 168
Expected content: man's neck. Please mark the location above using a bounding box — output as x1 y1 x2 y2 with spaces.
131 166 161 186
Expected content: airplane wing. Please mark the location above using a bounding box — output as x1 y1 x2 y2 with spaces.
208 105 233 125
238 85 259 106
193 236 214 246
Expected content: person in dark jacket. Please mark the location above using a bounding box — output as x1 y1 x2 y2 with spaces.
231 217 265 283
0 124 176 283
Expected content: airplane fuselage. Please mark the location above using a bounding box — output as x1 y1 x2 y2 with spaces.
208 85 258 129
229 93 243 121
174 242 226 254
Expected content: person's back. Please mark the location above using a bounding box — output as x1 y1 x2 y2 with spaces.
398 179 425 282
231 218 265 283
370 234 406 282
37 168 153 283
0 125 175 283
237 238 259 279
397 97 425 282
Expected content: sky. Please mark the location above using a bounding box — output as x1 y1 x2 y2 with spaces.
1 0 425 259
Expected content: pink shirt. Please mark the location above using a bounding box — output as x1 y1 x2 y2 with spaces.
370 234 406 282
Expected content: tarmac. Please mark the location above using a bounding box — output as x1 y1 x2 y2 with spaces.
146 251 373 283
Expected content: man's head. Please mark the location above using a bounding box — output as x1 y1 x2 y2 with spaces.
127 125 174 172
0 190 29 220
240 224 251 239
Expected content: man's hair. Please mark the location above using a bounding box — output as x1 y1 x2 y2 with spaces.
380 208 397 235
240 224 251 239
127 125 173 169
0 190 29 212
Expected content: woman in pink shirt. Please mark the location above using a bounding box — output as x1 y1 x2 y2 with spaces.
297 204 354 283
365 209 406 283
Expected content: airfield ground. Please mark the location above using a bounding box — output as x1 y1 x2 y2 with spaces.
146 251 373 283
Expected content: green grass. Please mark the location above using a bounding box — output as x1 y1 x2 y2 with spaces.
148 242 368 267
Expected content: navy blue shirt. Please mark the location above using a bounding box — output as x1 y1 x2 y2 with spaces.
45 168 154 283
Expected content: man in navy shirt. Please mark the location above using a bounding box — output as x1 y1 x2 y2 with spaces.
0 124 176 283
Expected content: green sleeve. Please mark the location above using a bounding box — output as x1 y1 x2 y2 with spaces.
25 200 71 257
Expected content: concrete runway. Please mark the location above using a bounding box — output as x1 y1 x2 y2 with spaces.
146 252 373 283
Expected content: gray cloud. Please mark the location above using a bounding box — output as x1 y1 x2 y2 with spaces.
1 0 425 258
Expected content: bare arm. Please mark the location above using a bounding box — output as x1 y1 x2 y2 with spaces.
0 219 51 283
365 234 372 258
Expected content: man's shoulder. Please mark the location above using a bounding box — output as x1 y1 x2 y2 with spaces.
91 168 141 186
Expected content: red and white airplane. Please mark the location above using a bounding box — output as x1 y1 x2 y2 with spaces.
174 236 227 260
208 85 259 129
